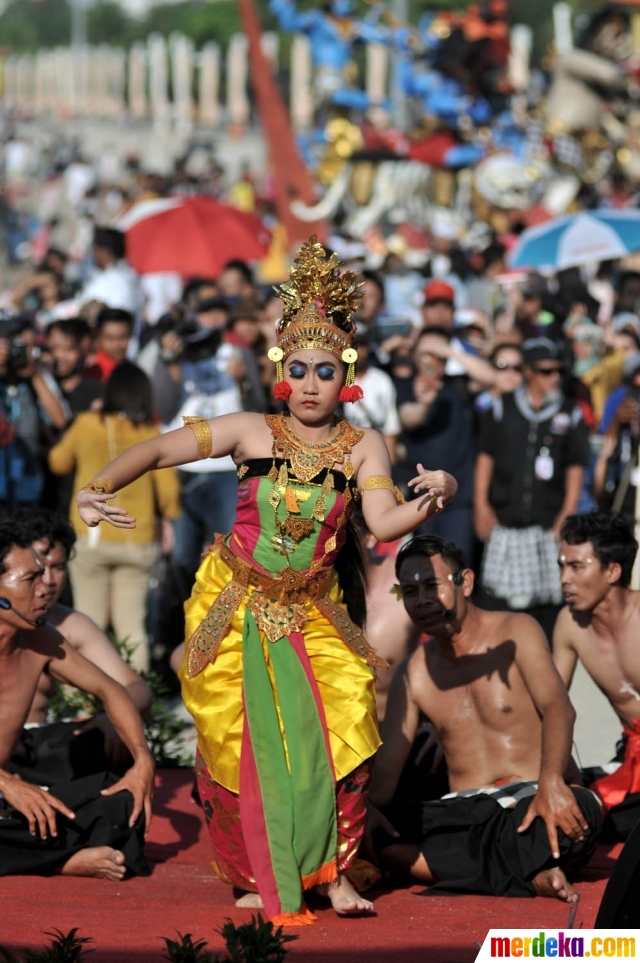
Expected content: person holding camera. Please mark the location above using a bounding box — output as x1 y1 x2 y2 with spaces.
11 267 63 330
594 353 640 523
0 315 68 515
149 299 244 586
396 328 476 562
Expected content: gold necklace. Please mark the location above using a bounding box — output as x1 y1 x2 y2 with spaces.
265 414 363 484
263 414 363 561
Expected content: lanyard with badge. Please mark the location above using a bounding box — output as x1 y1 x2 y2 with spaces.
534 433 554 482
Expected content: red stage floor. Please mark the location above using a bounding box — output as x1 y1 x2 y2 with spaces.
0 770 618 962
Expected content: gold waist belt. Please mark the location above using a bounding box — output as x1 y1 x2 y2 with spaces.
217 539 334 606
185 537 388 678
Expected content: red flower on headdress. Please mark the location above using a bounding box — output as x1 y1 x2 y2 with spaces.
274 381 292 401
339 384 364 403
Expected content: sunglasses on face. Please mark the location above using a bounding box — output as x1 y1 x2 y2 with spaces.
494 360 523 373
534 365 564 376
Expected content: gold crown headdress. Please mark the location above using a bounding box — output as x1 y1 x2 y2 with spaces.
267 236 363 402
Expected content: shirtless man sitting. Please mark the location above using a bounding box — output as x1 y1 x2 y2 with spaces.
0 520 154 880
553 511 640 840
366 535 602 902
11 509 152 779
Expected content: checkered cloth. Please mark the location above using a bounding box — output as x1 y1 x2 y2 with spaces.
553 134 585 172
442 781 538 810
481 524 563 610
522 120 546 164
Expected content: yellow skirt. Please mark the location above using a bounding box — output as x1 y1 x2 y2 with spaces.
179 550 381 794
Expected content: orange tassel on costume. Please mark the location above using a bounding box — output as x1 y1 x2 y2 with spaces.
301 859 338 890
271 907 317 927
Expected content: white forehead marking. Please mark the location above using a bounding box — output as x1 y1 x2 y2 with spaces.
413 572 419 581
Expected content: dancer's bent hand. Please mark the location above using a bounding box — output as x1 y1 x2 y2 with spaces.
408 465 457 511
77 490 137 529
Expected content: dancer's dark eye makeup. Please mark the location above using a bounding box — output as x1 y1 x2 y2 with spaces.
288 363 306 379
317 364 335 381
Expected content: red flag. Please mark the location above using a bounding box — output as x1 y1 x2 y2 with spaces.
237 0 327 246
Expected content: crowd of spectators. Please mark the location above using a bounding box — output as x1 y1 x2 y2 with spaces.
4 124 640 676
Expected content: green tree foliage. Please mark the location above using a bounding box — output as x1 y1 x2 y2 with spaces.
0 0 588 64
87 1 135 46
0 0 71 51
132 1 241 48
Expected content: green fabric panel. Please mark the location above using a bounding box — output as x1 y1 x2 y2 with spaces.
242 609 302 913
269 634 337 878
252 477 337 574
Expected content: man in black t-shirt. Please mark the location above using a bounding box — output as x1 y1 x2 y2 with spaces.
475 337 590 638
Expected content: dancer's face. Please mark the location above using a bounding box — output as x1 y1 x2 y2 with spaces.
285 348 344 423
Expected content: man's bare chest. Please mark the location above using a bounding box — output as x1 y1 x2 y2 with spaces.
417 663 533 741
0 650 48 734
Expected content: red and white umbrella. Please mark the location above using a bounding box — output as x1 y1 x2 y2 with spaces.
118 196 272 276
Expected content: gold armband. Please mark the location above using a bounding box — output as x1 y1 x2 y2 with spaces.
359 475 405 504
80 478 113 495
183 416 213 459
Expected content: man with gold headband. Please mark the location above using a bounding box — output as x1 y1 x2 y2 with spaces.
76 237 458 925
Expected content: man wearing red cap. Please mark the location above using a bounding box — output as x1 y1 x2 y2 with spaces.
421 281 456 332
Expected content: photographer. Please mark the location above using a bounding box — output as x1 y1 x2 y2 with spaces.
397 328 475 561
149 301 243 583
11 267 62 330
0 315 68 515
595 354 640 522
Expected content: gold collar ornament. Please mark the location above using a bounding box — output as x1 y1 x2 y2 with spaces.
268 236 364 403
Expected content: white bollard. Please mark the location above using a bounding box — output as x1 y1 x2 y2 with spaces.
227 33 250 130
290 34 313 131
129 43 148 120
198 42 221 127
366 42 388 107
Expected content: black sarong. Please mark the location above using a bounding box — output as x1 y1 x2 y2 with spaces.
420 787 602 897
8 722 108 786
0 771 149 877
595 816 640 927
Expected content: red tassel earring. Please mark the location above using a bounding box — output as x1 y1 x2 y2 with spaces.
268 346 292 400
339 348 363 403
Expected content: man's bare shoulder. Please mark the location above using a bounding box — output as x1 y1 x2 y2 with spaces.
16 623 67 661
555 603 585 633
396 646 423 687
472 607 548 648
553 603 595 651
46 603 100 649
499 608 548 640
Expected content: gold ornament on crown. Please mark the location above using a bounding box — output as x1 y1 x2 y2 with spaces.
272 235 361 362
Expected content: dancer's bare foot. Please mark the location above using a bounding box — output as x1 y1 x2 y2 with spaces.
532 866 578 902
235 892 264 909
317 873 375 916
60 847 126 881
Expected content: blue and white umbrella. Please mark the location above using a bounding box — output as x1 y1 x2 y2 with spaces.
509 210 640 270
